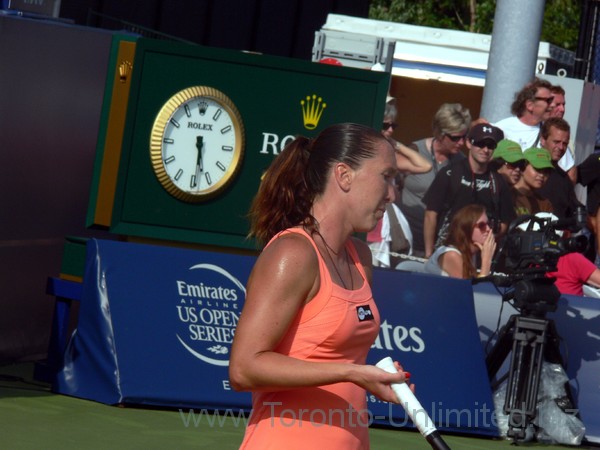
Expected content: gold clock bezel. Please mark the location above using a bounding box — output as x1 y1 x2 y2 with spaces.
150 86 245 203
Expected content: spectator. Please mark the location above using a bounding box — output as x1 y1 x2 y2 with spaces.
397 103 471 257
512 147 555 217
381 100 434 174
549 85 577 184
494 78 555 150
577 148 600 267
490 139 526 186
422 123 515 257
367 100 431 267
424 204 496 279
537 117 583 220
547 252 600 296
549 85 566 119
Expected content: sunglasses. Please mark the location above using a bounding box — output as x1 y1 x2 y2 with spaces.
504 161 527 171
534 96 555 105
472 140 497 150
474 221 490 232
383 122 398 131
444 133 467 142
533 167 554 176
445 133 467 143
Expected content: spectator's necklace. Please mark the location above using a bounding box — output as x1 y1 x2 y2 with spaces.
430 138 441 174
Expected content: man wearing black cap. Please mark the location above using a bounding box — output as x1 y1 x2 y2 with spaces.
422 123 516 257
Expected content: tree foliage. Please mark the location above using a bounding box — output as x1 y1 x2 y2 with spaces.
368 0 581 51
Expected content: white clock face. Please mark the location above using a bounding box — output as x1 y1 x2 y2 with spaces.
150 87 244 202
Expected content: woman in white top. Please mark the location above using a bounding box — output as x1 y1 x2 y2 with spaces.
424 204 496 278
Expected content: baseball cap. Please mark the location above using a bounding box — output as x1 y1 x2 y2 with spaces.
492 139 525 163
522 147 554 170
468 123 504 147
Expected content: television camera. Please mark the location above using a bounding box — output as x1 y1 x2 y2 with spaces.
481 209 587 440
500 209 587 273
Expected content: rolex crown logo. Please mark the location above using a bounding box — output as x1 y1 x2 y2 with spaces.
301 94 326 130
198 101 209 115
118 60 133 83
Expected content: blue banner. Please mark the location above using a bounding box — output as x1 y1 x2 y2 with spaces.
53 239 509 437
55 239 254 409
368 269 496 436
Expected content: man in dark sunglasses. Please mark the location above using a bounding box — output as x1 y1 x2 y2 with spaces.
494 78 555 150
422 123 516 257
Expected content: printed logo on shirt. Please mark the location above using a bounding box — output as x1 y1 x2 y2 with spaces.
356 305 374 322
460 175 491 191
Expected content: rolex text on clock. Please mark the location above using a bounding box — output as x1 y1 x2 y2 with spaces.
150 86 245 202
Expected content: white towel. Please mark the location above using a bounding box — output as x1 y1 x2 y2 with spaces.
373 204 413 268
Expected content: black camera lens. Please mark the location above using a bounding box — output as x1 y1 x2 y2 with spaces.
560 235 588 254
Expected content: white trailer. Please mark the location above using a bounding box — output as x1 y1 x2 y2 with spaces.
313 14 599 168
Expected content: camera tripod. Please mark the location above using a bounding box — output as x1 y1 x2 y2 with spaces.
485 276 572 441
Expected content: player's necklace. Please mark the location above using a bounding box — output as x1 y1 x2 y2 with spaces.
317 232 353 290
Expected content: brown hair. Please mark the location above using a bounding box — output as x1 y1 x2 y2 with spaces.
550 85 565 96
248 123 387 246
444 204 486 278
511 78 553 117
541 116 570 140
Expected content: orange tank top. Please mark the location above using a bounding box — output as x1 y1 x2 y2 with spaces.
239 228 381 450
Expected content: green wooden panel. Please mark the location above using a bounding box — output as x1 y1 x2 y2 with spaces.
87 34 139 229
110 38 390 249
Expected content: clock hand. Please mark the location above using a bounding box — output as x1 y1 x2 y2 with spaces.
194 136 204 187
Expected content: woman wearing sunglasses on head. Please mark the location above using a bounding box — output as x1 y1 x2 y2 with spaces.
424 204 496 279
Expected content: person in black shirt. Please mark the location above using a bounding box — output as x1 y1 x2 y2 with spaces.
537 117 582 220
578 148 600 267
423 123 515 257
